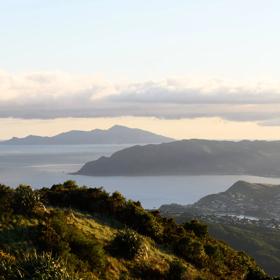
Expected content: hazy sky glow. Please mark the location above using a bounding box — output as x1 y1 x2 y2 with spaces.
1 1 280 139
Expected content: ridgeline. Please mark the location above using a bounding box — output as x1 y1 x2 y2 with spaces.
0 181 274 279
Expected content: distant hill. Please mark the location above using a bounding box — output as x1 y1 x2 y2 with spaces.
0 125 174 145
159 180 280 276
191 180 280 219
160 180 280 220
76 139 280 177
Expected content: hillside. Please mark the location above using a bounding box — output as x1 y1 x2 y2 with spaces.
76 139 280 177
0 181 270 279
159 181 280 220
192 180 280 219
208 223 280 277
159 181 280 276
0 125 173 145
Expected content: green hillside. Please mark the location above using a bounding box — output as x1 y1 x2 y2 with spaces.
208 223 280 277
0 181 273 279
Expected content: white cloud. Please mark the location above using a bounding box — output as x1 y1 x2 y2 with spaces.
1 71 280 124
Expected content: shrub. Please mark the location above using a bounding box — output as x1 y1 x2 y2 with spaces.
204 243 221 260
0 185 14 226
0 185 13 213
12 185 40 215
41 184 164 241
132 262 165 280
0 251 17 280
167 260 190 280
51 181 79 192
68 228 106 270
109 228 142 260
36 223 70 256
0 251 75 280
120 201 163 240
36 210 105 271
245 267 268 280
63 180 79 190
174 236 206 268
183 220 208 238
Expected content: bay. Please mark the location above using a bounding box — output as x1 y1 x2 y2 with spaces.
0 144 280 208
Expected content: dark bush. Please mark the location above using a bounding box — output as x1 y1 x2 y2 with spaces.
12 185 40 215
132 262 165 280
68 228 106 270
0 185 13 213
109 228 142 260
174 236 206 268
183 220 208 238
41 185 164 241
167 260 190 280
246 267 269 280
204 243 221 260
0 185 14 226
36 210 105 271
63 180 79 190
36 223 70 256
0 251 75 280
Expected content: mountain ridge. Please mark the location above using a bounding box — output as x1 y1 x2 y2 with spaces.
76 139 280 177
0 181 269 279
0 125 174 145
160 180 280 220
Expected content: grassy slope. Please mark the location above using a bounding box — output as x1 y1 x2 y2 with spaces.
0 182 270 279
68 211 201 279
0 209 206 280
208 223 280 276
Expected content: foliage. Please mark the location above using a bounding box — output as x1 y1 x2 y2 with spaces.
167 260 190 280
132 262 166 280
41 184 164 240
51 180 79 191
109 228 142 259
0 182 271 279
204 243 222 260
68 226 106 270
36 210 106 271
245 267 270 280
0 251 75 280
174 236 206 267
0 185 14 227
183 220 208 238
208 222 280 276
12 185 40 215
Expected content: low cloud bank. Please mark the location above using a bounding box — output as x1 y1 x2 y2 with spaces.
0 71 280 125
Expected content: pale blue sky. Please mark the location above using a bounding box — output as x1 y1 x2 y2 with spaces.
1 0 280 81
2 1 280 139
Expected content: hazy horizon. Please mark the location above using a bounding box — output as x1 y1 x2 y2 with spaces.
3 123 280 144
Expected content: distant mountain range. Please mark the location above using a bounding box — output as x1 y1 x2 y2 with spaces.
160 180 280 220
76 139 280 177
0 125 174 145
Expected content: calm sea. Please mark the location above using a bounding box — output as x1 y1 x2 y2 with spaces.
1 144 280 209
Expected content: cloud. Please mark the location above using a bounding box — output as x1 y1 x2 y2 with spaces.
1 71 280 124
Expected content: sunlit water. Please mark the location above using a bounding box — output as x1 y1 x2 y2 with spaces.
0 144 280 209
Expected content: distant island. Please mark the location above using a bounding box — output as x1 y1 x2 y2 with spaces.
0 125 174 145
75 139 280 177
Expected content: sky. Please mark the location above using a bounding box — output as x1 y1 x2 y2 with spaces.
1 0 280 140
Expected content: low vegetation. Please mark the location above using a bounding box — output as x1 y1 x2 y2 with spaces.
0 180 276 279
